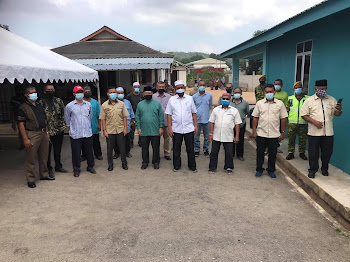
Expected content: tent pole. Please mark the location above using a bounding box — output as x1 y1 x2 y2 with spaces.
96 79 101 105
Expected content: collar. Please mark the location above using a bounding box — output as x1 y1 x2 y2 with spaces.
232 97 243 104
74 99 86 105
157 93 166 97
176 94 186 99
314 94 328 100
25 100 38 106
108 99 118 105
264 98 276 103
221 105 231 109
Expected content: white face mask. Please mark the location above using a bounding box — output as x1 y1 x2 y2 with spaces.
176 88 185 94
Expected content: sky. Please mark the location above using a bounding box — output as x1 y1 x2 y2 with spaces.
0 0 324 54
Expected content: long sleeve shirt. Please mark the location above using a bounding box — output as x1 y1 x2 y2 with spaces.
135 99 164 136
64 100 92 139
123 99 135 133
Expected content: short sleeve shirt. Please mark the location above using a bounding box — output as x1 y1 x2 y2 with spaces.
18 101 46 129
99 100 129 134
86 99 101 134
300 94 337 136
252 98 288 138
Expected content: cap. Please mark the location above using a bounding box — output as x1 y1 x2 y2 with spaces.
133 82 140 86
73 85 84 92
293 81 302 88
174 80 184 86
143 86 153 92
259 75 266 80
116 87 124 92
315 79 327 87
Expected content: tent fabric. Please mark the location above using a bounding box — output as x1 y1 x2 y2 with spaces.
0 29 99 84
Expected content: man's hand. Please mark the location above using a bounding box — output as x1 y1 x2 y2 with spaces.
252 130 257 139
24 138 32 148
194 126 198 134
138 129 142 136
103 130 109 138
313 120 323 129
234 136 240 144
98 124 101 131
159 128 164 136
169 128 174 138
123 129 128 136
335 103 342 111
279 133 285 141
209 134 213 143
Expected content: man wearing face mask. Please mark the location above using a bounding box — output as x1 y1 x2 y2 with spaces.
217 83 234 106
230 88 250 161
126 82 143 148
286 81 309 161
301 79 342 178
114 87 135 158
39 84 67 178
136 86 164 170
65 86 96 177
100 87 129 171
18 86 54 188
164 79 175 96
273 79 288 107
81 86 103 161
165 80 198 172
193 80 212 157
255 75 266 102
153 81 172 160
252 84 288 178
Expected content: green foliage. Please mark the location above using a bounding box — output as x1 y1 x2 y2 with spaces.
186 69 228 87
0 24 10 31
253 29 267 37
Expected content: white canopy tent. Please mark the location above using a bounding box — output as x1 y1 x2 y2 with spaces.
0 28 99 84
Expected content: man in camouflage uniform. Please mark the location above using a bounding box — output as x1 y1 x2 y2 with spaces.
286 81 308 160
255 75 266 102
40 84 68 177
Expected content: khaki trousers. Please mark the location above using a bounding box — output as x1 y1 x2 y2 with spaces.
162 126 171 156
25 130 49 182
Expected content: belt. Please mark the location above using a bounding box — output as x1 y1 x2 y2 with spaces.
26 128 46 132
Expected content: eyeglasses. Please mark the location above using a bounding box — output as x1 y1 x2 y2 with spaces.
222 98 230 100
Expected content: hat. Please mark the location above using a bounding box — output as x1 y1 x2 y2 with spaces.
133 82 140 86
83 85 91 91
73 85 84 92
174 80 184 86
143 86 153 92
293 81 302 88
259 75 266 80
315 79 327 87
116 87 124 92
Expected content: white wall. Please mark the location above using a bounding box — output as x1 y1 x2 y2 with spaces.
239 75 262 92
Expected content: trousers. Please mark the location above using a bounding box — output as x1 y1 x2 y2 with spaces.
287 123 308 154
47 131 64 171
162 126 171 156
173 132 196 170
114 132 131 155
256 136 279 172
233 124 246 158
107 133 127 167
308 135 334 174
194 122 210 153
209 140 234 171
82 133 102 158
70 136 94 172
141 136 160 164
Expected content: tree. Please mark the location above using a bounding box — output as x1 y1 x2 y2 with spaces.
253 29 267 37
0 24 10 31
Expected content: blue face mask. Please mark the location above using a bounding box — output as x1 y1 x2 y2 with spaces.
274 85 281 91
233 94 241 99
295 88 302 95
221 100 230 107
75 93 84 100
199 86 205 92
265 93 274 100
134 88 140 93
109 93 117 100
117 94 124 100
28 93 38 101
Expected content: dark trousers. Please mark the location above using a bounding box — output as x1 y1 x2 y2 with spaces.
47 131 64 171
141 136 160 164
256 136 278 172
114 132 131 155
130 125 140 146
209 140 234 171
233 124 246 158
107 133 127 167
308 135 334 174
173 132 196 170
82 133 102 158
70 136 94 172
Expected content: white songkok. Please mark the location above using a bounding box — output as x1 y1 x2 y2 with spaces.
116 87 124 92
133 82 140 86
174 80 184 86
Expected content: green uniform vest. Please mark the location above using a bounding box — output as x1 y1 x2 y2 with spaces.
288 95 308 124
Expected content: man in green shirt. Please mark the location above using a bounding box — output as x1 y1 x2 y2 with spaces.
274 79 288 107
135 86 164 170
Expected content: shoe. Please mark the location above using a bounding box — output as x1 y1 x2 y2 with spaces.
173 168 179 172
192 169 198 173
238 157 245 161
87 167 96 174
299 153 308 160
27 182 36 188
141 164 148 170
255 171 263 177
48 170 55 178
308 173 315 178
226 168 233 175
154 163 159 169
195 152 199 157
164 156 171 161
122 164 128 170
126 153 132 158
322 171 329 176
113 154 119 159
55 167 68 173
204 151 209 157
108 165 113 171
81 156 87 161
40 176 55 181
96 155 103 160
73 171 80 177
268 172 276 179
286 153 294 160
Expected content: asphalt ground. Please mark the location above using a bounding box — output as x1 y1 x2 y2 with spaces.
0 135 349 262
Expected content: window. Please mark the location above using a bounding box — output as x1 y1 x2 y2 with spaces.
295 40 312 94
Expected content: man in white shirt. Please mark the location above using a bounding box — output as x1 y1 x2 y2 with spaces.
165 80 198 172
209 93 242 175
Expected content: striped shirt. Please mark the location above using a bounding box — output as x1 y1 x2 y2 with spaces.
64 100 92 139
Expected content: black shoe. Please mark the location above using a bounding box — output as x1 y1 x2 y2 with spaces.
96 155 103 160
81 156 87 161
87 167 96 174
74 171 80 177
40 176 55 181
154 163 159 169
122 164 128 170
108 165 113 171
126 153 132 158
113 154 119 159
55 167 68 173
141 164 148 170
308 173 315 179
286 153 294 160
164 156 171 160
195 152 199 157
27 182 36 188
204 151 209 157
322 171 329 176
138 143 141 147
48 170 55 178
299 153 308 160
